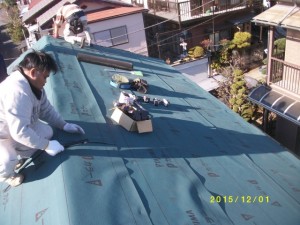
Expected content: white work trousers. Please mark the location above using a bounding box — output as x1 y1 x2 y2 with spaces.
0 121 53 178
63 16 92 45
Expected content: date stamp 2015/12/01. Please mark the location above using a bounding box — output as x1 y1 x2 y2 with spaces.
210 195 270 204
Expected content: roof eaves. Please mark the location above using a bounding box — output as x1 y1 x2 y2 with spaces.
100 0 134 7
87 7 148 23
36 0 77 27
252 4 300 30
22 0 56 23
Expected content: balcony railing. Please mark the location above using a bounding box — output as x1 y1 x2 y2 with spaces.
270 57 300 96
145 0 249 21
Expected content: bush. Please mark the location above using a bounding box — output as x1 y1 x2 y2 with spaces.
4 5 24 43
188 46 204 58
229 69 254 121
230 32 251 49
274 38 286 51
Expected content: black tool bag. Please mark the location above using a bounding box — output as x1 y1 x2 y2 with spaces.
131 102 149 121
131 78 148 94
119 102 149 121
69 16 83 34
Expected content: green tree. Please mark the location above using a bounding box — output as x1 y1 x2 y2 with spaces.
219 39 231 65
188 46 204 58
229 32 251 49
228 69 253 121
214 32 255 122
274 38 286 55
5 5 24 43
0 0 16 11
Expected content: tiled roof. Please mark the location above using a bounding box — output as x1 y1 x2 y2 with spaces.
37 5 146 27
87 6 147 23
252 3 300 30
36 0 77 27
28 0 42 10
22 0 56 22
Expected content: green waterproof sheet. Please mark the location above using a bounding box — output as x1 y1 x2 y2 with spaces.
1 36 300 225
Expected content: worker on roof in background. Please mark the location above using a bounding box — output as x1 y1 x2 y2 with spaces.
53 1 92 48
0 51 85 187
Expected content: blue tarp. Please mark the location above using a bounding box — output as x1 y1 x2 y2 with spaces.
1 36 300 225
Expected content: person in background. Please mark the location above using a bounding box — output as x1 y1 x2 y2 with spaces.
53 1 91 48
180 38 188 58
0 51 85 187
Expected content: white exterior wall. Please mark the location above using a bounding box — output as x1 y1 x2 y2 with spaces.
285 29 300 65
88 13 148 56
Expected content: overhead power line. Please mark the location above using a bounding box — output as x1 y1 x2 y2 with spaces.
133 1 248 54
96 0 214 45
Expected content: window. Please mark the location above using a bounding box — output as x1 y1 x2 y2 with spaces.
93 26 128 47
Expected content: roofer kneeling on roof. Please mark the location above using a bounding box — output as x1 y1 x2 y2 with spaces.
0 51 85 187
53 1 92 48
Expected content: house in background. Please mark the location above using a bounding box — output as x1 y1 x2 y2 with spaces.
250 0 300 155
86 6 148 55
21 0 149 55
125 0 265 60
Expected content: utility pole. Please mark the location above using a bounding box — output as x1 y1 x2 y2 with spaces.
156 33 161 59
212 0 215 52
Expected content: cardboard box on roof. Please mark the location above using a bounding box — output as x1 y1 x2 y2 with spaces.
111 107 153 133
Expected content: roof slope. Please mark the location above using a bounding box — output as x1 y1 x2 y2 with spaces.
22 0 59 22
1 36 300 225
87 6 147 23
252 3 300 30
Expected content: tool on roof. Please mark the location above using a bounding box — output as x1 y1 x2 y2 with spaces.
17 139 89 173
77 53 133 71
2 139 92 190
110 74 148 93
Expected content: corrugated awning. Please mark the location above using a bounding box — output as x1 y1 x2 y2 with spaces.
252 4 300 30
248 85 300 125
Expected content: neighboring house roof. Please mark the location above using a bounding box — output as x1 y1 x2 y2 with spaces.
252 3 300 30
35 2 143 28
86 6 147 23
97 0 133 7
22 0 59 23
36 0 77 27
3 36 300 225
28 0 42 9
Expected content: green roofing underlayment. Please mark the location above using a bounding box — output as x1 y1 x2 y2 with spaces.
1 36 300 225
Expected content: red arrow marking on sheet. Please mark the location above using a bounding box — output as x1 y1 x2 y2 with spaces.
35 208 48 222
241 214 254 221
86 180 102 186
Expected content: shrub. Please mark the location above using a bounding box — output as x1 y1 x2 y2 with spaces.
188 46 204 58
229 69 254 121
4 5 24 43
274 38 286 51
229 32 251 49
